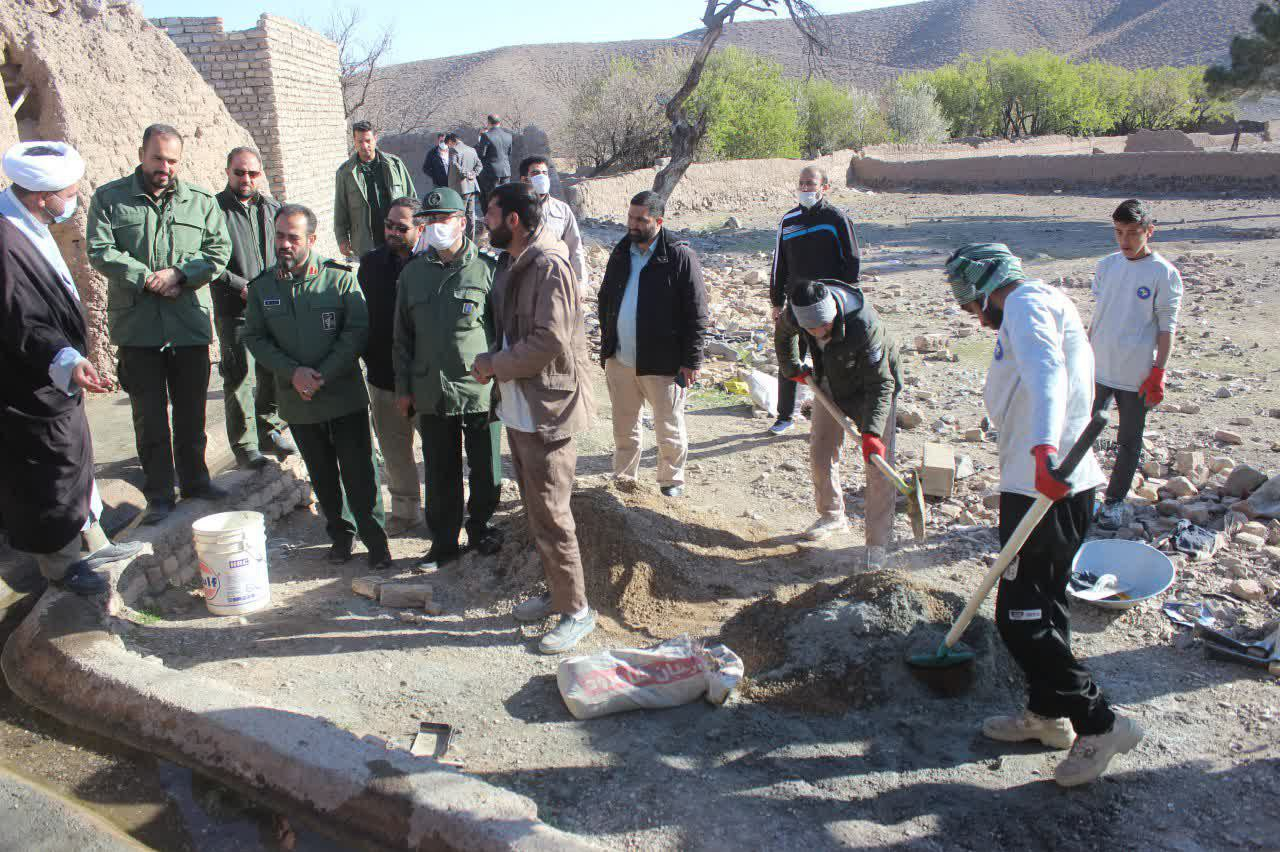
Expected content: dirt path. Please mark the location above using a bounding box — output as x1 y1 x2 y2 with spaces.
118 189 1279 850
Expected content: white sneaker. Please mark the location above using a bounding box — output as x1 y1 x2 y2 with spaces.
803 515 849 541
982 709 1076 750
865 545 887 571
1054 715 1144 787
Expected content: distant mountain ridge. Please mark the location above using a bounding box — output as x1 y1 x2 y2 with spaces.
362 0 1257 148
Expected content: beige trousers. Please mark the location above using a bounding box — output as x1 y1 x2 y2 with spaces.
604 358 688 488
368 384 422 520
507 429 588 615
810 393 897 549
29 522 109 582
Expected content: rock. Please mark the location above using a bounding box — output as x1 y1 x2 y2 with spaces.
1209 456 1236 474
1228 579 1266 601
378 583 434 608
1223 464 1268 498
914 334 947 353
963 427 984 442
1178 502 1211 525
982 492 1001 509
705 340 739 360
1234 532 1266 551
936 503 963 519
896 408 924 429
352 576 384 599
1239 521 1269 539
724 216 742 229
1173 450 1204 477
1214 429 1243 445
1141 460 1165 478
1222 511 1248 536
1268 520 1280 546
1134 483 1160 502
1163 476 1198 498
743 269 763 286
1156 499 1181 517
1230 416 1254 426
1215 387 1233 399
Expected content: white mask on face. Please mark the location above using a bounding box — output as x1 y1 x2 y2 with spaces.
51 194 77 224
797 191 821 209
529 173 551 195
425 221 458 250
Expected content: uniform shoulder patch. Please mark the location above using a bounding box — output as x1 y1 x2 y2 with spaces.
324 260 353 272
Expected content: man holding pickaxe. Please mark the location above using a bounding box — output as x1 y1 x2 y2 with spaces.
776 278 901 570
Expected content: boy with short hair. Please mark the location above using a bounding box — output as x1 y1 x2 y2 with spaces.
1089 199 1183 530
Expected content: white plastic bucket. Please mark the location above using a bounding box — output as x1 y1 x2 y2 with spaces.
192 511 270 616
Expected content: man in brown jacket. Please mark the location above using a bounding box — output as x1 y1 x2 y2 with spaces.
471 182 596 654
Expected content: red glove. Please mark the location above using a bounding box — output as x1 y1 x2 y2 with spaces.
862 433 886 465
1032 444 1070 501
1138 366 1165 408
788 367 812 385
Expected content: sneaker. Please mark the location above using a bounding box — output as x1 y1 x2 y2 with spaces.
538 610 596 654
512 592 553 623
1054 715 1144 787
865 545 887 571
803 515 849 541
52 562 109 596
141 499 175 526
660 485 685 498
78 541 145 572
264 430 298 460
1095 500 1132 531
235 449 270 471
327 540 353 565
415 543 461 570
982 709 1076 750
769 418 794 436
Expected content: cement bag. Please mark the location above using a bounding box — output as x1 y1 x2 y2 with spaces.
746 370 777 416
557 634 744 720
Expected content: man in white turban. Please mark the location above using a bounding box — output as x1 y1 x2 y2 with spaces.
0 141 142 595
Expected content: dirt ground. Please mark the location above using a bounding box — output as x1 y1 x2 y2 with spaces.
119 189 1279 850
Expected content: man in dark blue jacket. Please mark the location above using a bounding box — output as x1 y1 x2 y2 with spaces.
768 166 860 435
597 191 708 498
422 133 450 190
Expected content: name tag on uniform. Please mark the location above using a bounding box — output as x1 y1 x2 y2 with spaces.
462 303 475 315
263 298 282 307
321 311 337 331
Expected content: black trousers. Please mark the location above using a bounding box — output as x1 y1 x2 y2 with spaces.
996 489 1115 736
291 409 388 555
1092 383 1149 504
417 411 502 548
777 333 810 420
117 345 211 502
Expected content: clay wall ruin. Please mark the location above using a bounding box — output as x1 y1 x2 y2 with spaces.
154 15 346 255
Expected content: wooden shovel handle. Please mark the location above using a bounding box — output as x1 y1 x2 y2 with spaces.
807 384 913 495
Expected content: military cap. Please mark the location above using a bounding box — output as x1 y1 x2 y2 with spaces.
418 187 465 215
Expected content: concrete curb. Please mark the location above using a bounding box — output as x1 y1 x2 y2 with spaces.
1 587 597 851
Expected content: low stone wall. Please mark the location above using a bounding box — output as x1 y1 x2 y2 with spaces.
861 134 1127 161
849 151 1280 192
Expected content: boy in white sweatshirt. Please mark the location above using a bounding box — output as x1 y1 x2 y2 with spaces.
946 243 1143 787
1089 199 1183 530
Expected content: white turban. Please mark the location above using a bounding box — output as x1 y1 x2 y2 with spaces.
3 141 85 192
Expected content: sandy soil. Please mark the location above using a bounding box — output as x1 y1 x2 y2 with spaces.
120 189 1279 850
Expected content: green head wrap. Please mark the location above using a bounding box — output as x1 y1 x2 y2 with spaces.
945 243 1025 304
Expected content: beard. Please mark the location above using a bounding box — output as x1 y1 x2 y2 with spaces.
488 222 514 249
981 305 1004 329
232 184 256 201
146 170 172 192
628 226 658 244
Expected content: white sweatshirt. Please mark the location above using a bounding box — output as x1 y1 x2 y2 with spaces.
1089 251 1182 392
984 281 1105 499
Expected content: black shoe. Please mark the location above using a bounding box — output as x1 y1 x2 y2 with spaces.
415 543 461 570
471 527 504 556
264 430 297 461
141 500 175 526
327 540 353 565
367 549 394 571
182 481 230 501
80 540 145 571
660 485 685 498
53 562 109 596
235 449 270 470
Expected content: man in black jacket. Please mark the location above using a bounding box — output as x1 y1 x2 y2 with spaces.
476 115 513 211
768 166 861 435
214 147 295 469
597 191 708 498
422 133 450 191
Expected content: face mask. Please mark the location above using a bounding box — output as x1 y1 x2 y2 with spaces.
529 173 551 195
797 191 821 209
52 194 77 224
438 143 448 152
425 222 458 250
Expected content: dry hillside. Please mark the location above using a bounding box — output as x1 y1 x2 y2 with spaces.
362 0 1257 150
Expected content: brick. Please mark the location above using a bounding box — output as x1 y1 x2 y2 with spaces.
378 583 434 609
921 443 955 498
351 576 385 599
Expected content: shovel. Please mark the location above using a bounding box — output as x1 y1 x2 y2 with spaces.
806 384 928 542
907 411 1109 690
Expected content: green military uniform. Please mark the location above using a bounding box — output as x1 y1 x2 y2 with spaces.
242 251 389 559
86 169 231 504
333 151 416 258
393 196 500 554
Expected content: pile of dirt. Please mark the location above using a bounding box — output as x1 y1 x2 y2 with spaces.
721 570 1015 713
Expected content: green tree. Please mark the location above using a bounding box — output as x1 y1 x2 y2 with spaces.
847 87 891 151
796 78 857 156
691 47 801 160
881 78 949 144
1207 1 1280 94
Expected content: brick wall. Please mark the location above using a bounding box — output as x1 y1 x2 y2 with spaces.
153 15 346 255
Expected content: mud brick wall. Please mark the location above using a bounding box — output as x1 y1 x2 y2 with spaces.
154 15 346 256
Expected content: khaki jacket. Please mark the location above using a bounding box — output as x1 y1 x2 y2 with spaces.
333 152 416 258
489 227 594 442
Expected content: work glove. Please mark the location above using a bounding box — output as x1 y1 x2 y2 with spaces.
1031 444 1071 502
1138 366 1165 408
788 367 812 385
861 433 886 465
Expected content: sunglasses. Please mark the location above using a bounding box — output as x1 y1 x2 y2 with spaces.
232 169 261 178
384 222 414 234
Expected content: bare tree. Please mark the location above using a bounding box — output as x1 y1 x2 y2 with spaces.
652 0 827 200
322 7 394 120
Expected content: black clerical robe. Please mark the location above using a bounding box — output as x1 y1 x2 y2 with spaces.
0 217 94 554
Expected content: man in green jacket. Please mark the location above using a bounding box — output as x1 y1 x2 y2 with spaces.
86 124 232 525
394 188 502 569
334 121 416 259
243 203 391 571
